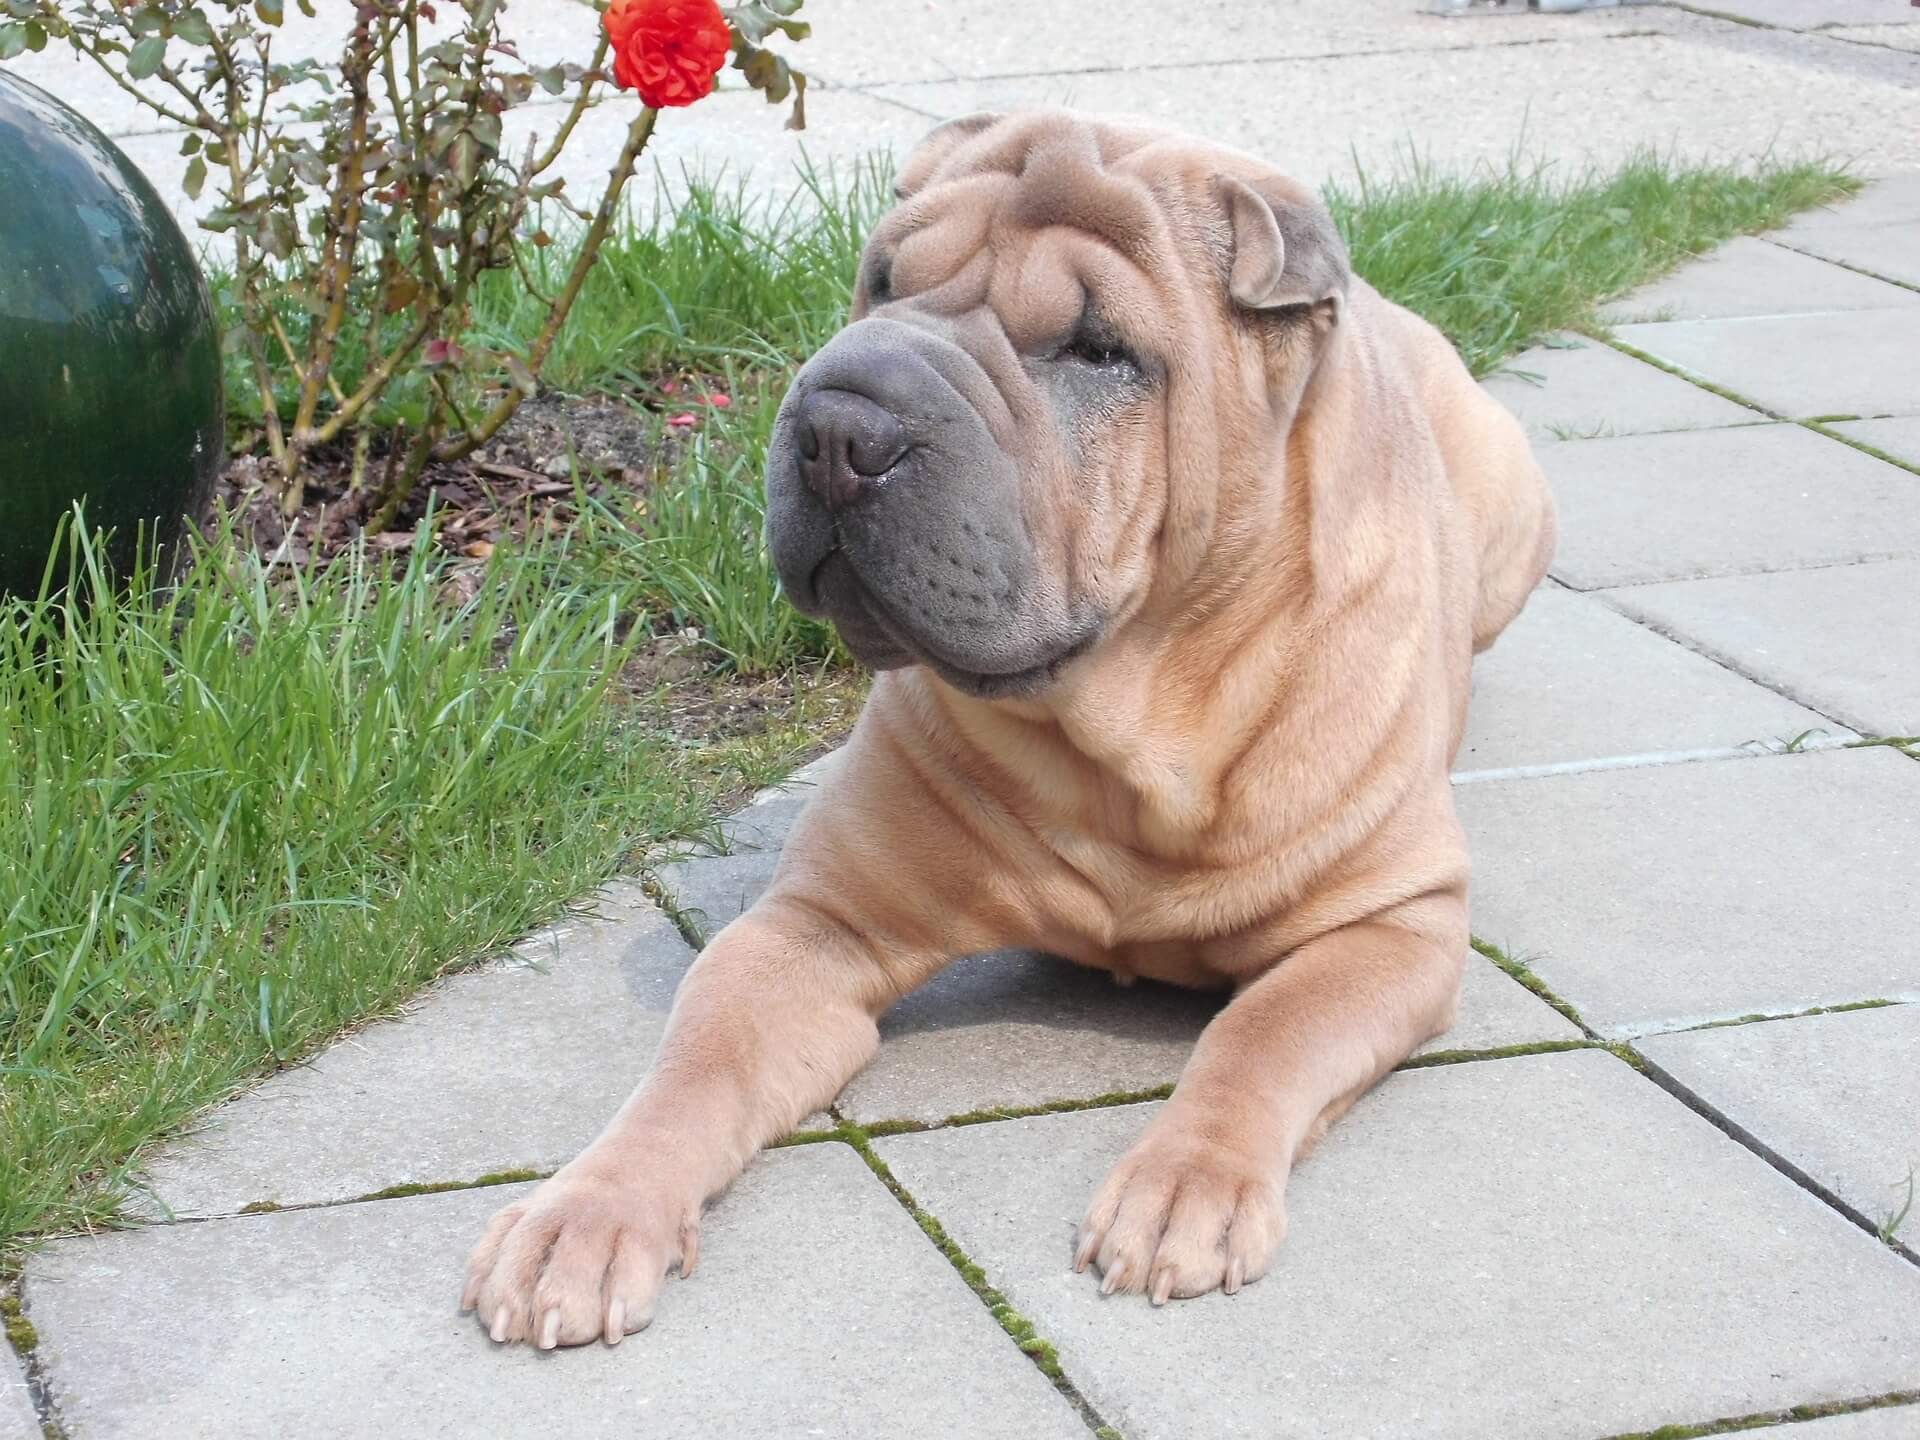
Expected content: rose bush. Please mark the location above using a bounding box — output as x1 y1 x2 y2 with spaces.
0 0 810 525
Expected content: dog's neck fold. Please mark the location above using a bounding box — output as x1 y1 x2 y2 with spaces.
919 302 1442 863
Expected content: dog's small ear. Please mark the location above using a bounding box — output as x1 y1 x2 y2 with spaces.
893 112 1006 200
1218 176 1349 318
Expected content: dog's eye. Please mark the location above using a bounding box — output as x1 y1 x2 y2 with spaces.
1058 334 1133 369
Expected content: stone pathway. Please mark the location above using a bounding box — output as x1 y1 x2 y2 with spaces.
9 7 1920 1439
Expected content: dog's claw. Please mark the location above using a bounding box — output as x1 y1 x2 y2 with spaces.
1072 1231 1097 1274
604 1299 626 1346
488 1308 511 1344
1150 1268 1174 1306
538 1308 560 1350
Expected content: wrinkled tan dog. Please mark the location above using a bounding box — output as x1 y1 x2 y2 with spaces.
464 110 1554 1348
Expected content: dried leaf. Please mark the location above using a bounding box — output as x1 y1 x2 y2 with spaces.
382 275 422 315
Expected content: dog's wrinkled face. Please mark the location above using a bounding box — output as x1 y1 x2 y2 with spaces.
765 111 1350 699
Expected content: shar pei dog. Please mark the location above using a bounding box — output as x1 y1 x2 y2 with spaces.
464 110 1555 1348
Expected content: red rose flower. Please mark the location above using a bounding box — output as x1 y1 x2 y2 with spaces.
603 0 733 109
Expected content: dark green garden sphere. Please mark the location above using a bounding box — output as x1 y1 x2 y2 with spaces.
0 68 222 596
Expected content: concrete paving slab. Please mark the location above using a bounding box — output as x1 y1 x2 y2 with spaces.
1461 746 1920 1037
1603 558 1920 736
869 33 1920 184
1641 1003 1920 1246
1613 309 1920 420
1480 337 1760 443
797 0 1684 88
137 884 710 1218
1832 416 1920 469
1597 236 1920 323
875 1050 1920 1440
1541 424 1920 589
1456 586 1846 776
25 1145 1087 1440
839 949 1576 1124
0 1350 34 1440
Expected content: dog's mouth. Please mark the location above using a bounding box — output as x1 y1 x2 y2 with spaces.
807 548 1100 700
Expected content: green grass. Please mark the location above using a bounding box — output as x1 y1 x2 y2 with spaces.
1 146 1857 1256
1328 148 1858 376
0 523 821 1251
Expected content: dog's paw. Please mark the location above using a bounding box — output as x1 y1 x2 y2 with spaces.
460 1166 700 1349
1073 1131 1286 1304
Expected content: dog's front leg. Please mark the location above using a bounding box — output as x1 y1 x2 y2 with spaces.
462 750 1014 1349
1075 893 1467 1303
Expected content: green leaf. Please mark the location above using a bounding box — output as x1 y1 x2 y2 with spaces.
22 18 46 52
0 24 26 62
172 9 214 46
127 35 167 80
534 64 565 96
254 0 284 26
182 155 207 201
179 133 202 156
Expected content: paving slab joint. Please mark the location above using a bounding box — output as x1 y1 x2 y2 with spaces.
1596 332 1920 486
1804 421 1920 481
1761 237 1920 299
1470 937 1598 1036
3 1279 65 1440
1586 599 1864 739
841 1035 1629 1142
1399 1037 1597 1069
1656 2 1774 30
1595 1387 1920 1439
839 1127 1124 1439
1594 333 1782 420
1629 1050 1920 1269
1666 997 1905 1037
637 869 710 950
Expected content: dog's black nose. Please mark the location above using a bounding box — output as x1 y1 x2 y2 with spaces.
795 389 909 510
